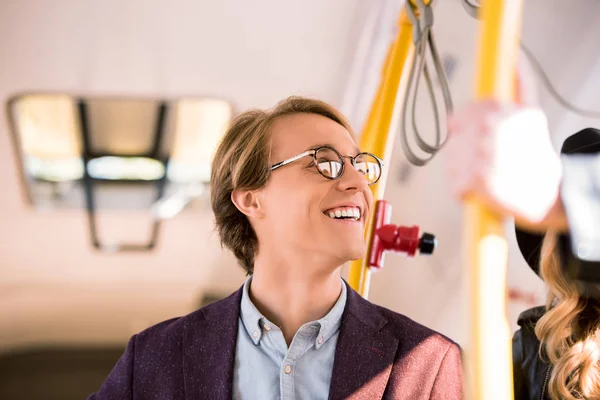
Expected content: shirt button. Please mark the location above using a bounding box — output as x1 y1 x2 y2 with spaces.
264 323 272 331
284 365 292 374
252 331 259 339
318 336 324 345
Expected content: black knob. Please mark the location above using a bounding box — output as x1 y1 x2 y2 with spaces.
419 233 436 255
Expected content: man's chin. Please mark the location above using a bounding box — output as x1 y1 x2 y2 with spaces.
347 254 363 262
318 240 366 264
345 245 367 262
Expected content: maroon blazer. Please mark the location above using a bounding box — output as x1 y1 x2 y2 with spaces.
88 282 463 399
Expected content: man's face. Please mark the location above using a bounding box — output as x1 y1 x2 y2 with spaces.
255 112 374 268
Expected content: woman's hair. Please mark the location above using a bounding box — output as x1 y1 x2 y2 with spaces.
535 232 600 399
210 96 352 274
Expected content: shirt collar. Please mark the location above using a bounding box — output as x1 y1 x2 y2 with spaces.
313 280 346 349
239 276 347 349
240 277 266 345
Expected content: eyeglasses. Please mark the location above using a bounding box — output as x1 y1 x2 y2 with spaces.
270 146 384 186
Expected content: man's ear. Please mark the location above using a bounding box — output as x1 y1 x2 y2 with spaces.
231 189 264 219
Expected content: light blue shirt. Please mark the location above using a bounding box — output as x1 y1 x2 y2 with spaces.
233 277 347 400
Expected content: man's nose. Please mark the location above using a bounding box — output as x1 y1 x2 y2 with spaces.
337 158 369 192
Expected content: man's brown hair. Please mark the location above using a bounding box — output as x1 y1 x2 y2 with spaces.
210 96 352 274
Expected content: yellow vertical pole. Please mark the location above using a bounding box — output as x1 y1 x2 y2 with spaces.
347 9 416 298
467 0 523 399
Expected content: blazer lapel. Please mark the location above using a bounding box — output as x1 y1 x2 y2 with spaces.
182 287 242 400
329 283 399 400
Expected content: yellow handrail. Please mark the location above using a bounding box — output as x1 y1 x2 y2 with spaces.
350 1 524 397
466 0 524 399
347 9 416 298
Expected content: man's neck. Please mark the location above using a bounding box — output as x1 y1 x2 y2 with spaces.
249 255 343 346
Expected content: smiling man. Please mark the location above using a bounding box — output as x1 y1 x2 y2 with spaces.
89 97 463 400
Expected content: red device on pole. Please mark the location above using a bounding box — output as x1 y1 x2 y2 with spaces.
368 200 436 270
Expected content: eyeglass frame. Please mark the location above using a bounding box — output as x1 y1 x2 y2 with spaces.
269 145 384 186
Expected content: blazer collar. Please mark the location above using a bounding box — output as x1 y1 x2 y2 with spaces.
181 280 399 400
182 286 242 400
328 281 399 399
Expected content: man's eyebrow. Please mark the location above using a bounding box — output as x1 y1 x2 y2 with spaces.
308 143 362 154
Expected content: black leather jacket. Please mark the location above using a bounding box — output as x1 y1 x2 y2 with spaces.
512 306 552 400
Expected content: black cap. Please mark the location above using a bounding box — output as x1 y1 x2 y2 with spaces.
515 128 600 275
419 232 436 255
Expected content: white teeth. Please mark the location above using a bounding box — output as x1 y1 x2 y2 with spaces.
325 207 361 220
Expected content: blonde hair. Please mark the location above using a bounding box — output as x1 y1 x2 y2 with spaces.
210 96 352 274
535 232 600 399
